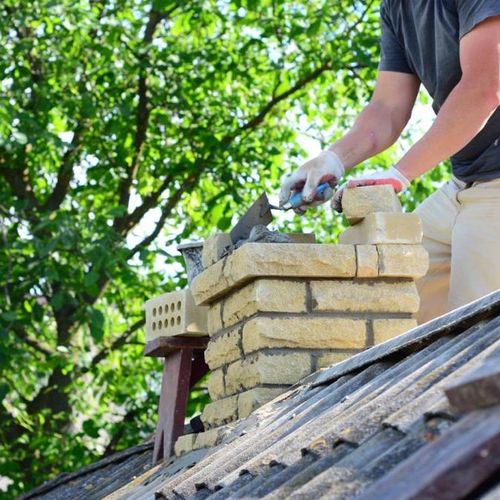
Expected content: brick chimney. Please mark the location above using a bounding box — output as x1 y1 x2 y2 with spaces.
174 185 428 454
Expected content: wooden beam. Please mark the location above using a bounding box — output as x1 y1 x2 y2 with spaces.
356 406 500 500
445 350 500 412
190 349 209 388
144 336 209 357
153 349 193 463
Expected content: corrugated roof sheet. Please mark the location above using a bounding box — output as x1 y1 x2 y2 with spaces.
20 442 154 500
26 290 500 499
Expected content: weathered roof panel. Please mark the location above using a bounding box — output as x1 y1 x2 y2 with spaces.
24 290 500 499
20 442 154 500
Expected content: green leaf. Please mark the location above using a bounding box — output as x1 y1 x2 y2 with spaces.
0 383 9 403
82 419 100 438
107 205 127 217
89 309 105 342
51 293 65 311
152 0 177 11
1 311 17 322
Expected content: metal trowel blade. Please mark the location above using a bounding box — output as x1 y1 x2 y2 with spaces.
229 193 274 244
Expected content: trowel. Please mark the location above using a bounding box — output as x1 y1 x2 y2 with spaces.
229 193 274 244
229 183 331 244
230 178 401 244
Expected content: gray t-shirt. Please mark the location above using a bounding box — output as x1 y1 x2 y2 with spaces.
379 0 500 182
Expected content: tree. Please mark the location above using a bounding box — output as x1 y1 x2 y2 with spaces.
0 0 448 496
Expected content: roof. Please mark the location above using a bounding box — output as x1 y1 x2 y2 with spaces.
20 442 154 500
25 290 500 499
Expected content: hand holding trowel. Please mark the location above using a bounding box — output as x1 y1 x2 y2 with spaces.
230 165 404 244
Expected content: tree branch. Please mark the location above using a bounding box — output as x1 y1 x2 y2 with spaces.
115 6 178 226
125 60 344 255
102 406 141 457
236 60 332 137
11 324 55 357
42 119 89 212
128 172 200 257
0 162 39 209
86 319 145 369
116 174 173 235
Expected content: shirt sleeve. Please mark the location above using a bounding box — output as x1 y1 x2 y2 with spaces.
455 0 500 38
378 3 414 74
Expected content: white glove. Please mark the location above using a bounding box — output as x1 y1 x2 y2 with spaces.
332 166 411 212
279 150 345 213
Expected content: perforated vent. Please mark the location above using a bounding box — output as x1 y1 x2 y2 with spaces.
144 289 207 341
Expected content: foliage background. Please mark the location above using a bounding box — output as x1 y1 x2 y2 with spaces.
0 0 449 495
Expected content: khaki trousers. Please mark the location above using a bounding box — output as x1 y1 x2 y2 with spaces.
414 177 500 324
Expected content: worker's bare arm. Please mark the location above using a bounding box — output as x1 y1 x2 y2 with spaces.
278 71 419 208
396 16 500 180
330 71 420 170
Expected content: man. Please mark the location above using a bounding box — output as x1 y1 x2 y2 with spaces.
280 0 500 324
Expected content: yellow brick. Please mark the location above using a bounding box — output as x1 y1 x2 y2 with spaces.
207 369 225 400
144 288 207 341
204 328 241 370
356 245 379 278
201 395 238 428
226 243 356 283
238 388 287 419
339 213 422 245
174 434 196 457
225 352 312 395
311 280 420 313
342 185 402 224
193 428 227 449
191 257 229 305
222 279 307 328
317 352 354 369
372 319 418 345
377 245 429 279
191 243 357 306
202 233 232 269
242 317 367 354
207 302 223 336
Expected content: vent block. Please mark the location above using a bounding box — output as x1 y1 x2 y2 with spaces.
144 288 208 341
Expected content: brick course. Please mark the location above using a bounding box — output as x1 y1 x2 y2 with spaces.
311 280 420 313
174 434 196 457
317 352 354 369
204 328 241 370
372 318 418 344
339 213 422 245
191 243 357 306
225 352 311 395
237 388 287 419
201 395 238 428
207 368 225 400
207 302 223 336
222 279 307 328
242 316 367 354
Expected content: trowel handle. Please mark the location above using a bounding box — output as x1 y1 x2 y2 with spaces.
288 183 330 209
